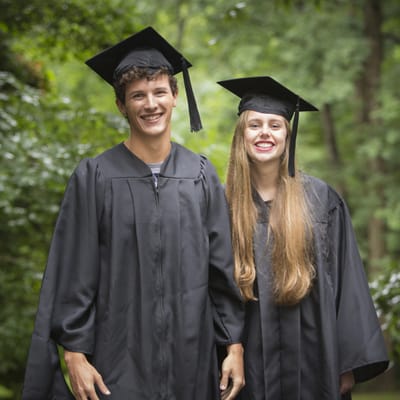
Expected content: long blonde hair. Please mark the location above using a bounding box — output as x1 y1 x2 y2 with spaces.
225 111 315 305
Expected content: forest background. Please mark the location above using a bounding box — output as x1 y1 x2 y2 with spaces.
0 0 399 398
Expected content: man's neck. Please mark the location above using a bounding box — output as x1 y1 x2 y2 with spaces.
124 135 171 164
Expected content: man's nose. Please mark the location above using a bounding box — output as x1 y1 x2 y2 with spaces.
145 94 156 108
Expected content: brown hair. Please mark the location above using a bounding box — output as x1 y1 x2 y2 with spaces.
113 66 178 104
225 111 315 305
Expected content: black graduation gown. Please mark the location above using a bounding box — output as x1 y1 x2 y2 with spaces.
22 142 244 400
238 175 389 400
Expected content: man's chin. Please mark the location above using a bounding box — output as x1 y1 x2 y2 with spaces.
143 127 168 138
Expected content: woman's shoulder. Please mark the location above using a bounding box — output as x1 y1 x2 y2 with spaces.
301 173 343 214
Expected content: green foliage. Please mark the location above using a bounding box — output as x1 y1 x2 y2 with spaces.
370 262 400 365
0 71 69 390
0 385 13 399
0 70 124 394
1 0 400 395
353 393 400 400
1 0 141 58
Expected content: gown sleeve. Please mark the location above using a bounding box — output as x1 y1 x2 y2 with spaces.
329 193 389 382
201 157 244 346
22 158 104 399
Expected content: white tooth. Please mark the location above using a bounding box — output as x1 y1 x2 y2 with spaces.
144 115 159 121
256 143 272 148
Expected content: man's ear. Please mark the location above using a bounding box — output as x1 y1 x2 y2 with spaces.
116 98 127 117
173 88 178 107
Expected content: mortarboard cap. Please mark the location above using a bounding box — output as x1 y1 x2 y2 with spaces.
217 76 318 176
85 26 202 132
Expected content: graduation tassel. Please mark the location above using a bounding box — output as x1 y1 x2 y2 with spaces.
288 97 300 177
181 57 203 132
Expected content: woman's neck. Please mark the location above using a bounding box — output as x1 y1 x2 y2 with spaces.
251 162 280 202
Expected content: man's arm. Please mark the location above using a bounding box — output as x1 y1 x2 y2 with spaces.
219 343 245 400
64 350 110 400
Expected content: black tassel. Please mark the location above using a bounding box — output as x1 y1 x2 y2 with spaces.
181 57 202 132
288 97 300 177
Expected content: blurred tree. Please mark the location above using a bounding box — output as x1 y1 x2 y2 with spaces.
0 0 399 396
371 262 400 375
0 0 135 395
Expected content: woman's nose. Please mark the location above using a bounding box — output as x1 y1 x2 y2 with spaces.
260 124 271 135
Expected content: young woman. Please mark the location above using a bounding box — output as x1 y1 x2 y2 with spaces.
219 76 389 400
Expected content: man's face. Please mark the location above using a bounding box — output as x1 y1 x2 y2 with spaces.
117 73 177 139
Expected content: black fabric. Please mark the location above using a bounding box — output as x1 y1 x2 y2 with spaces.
22 142 244 400
217 76 318 119
237 175 389 400
85 26 202 132
85 27 192 85
217 76 318 177
114 47 173 78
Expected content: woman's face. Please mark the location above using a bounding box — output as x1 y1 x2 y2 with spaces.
243 110 288 167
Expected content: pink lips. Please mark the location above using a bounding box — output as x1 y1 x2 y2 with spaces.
142 113 162 122
254 140 274 152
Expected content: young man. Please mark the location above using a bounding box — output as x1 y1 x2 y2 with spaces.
22 27 244 400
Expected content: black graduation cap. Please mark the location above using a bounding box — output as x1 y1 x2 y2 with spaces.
217 76 318 176
85 26 202 132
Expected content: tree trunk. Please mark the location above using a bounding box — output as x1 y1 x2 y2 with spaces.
320 103 346 197
355 0 386 276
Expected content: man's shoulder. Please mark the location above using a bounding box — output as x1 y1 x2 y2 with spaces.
71 143 139 180
172 142 202 159
171 142 213 169
94 142 124 162
167 142 211 178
